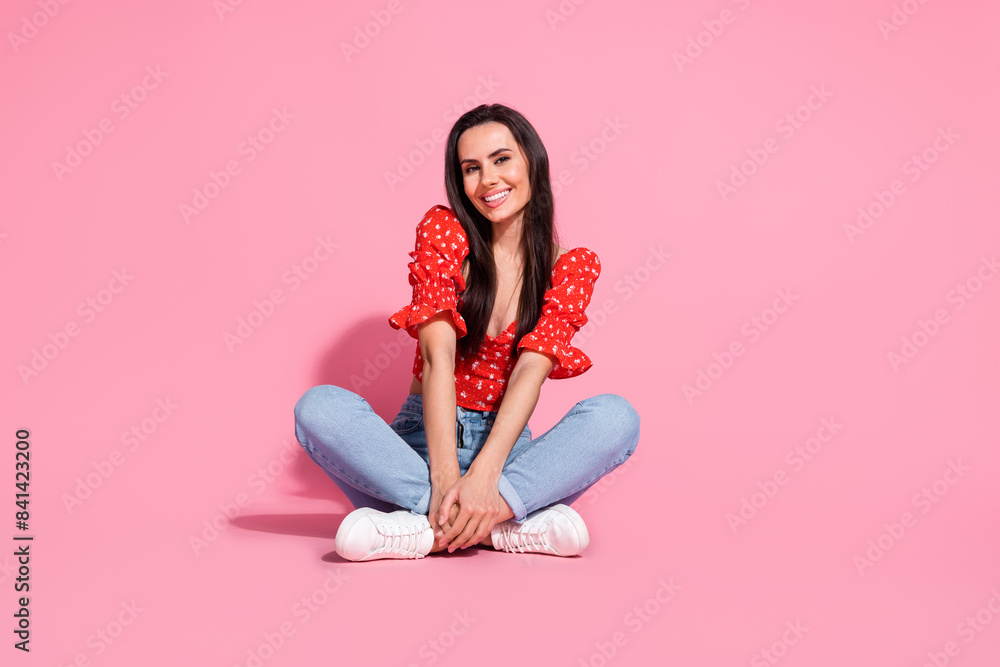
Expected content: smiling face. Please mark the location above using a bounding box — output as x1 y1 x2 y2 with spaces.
458 121 532 227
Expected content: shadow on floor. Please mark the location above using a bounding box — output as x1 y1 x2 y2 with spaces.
231 512 347 539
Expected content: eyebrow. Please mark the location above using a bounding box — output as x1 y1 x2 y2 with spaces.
460 148 512 165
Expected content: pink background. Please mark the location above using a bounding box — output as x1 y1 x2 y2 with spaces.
3 0 999 665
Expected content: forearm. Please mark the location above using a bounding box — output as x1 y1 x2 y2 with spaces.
467 367 543 481
421 359 460 481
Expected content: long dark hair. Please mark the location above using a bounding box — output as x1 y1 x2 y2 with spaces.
444 103 560 362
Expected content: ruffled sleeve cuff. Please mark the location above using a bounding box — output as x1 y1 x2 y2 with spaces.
387 206 469 340
388 260 468 340
516 321 593 378
515 248 601 379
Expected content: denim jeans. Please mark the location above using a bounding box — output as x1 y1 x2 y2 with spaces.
293 385 640 523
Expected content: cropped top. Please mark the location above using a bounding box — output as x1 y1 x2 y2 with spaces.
388 205 601 412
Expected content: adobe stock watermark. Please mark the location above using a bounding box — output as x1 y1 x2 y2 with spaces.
213 0 248 21
405 611 476 667
349 327 416 392
716 85 832 201
727 417 843 534
0 556 18 585
18 268 134 386
574 245 670 346
61 398 179 514
887 254 997 372
385 75 502 191
877 0 935 40
233 567 350 667
545 0 590 30
189 438 300 556
8 0 72 54
51 66 168 182
843 126 959 243
853 459 970 575
54 600 144 667
683 288 799 404
224 235 338 352
578 578 682 667
672 0 759 73
339 0 414 62
751 620 809 666
179 107 294 223
916 588 1000 667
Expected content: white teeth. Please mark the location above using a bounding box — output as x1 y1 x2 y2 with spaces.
484 189 510 203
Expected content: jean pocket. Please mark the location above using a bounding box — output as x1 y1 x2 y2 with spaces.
390 412 424 436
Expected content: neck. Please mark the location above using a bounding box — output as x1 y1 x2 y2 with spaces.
491 212 524 262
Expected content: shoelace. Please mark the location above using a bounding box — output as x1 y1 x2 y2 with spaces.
372 522 428 559
497 519 555 554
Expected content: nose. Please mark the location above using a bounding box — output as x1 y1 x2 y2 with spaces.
481 165 498 186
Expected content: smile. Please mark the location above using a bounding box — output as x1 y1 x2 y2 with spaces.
482 189 511 207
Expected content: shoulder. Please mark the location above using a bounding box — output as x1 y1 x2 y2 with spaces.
414 205 469 255
418 205 466 238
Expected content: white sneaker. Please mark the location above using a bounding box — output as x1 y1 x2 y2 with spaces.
490 504 590 556
335 508 434 561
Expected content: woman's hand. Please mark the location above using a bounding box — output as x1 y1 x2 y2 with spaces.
428 468 461 546
435 469 507 552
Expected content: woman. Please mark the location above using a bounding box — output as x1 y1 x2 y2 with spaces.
293 103 639 561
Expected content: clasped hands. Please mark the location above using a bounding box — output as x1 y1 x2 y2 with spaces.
428 466 508 553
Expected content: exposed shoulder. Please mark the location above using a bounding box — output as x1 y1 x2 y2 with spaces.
551 245 569 270
553 246 599 266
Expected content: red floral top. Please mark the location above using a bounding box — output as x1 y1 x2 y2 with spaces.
388 205 601 412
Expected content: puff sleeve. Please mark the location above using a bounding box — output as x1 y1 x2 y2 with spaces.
516 248 601 379
388 205 470 340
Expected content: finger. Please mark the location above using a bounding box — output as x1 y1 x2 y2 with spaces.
451 513 485 551
437 502 461 542
453 520 483 551
467 519 495 550
440 506 472 547
438 515 452 540
440 515 465 547
463 515 494 550
441 502 460 532
438 502 460 540
461 505 500 549
437 491 462 538
437 488 459 526
427 499 443 536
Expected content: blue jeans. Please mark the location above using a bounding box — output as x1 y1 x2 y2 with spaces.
293 385 640 523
